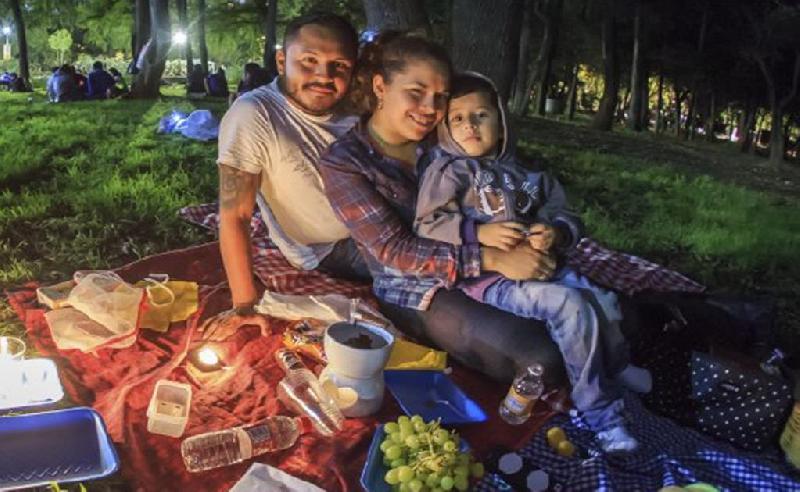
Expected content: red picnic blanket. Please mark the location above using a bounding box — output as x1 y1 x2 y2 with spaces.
6 242 549 492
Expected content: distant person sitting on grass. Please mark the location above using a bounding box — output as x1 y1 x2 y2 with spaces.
187 64 207 99
206 66 229 98
47 65 77 103
72 67 87 100
86 61 116 99
229 62 270 105
108 67 129 97
414 72 650 453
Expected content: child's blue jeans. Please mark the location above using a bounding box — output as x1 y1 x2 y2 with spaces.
483 268 629 431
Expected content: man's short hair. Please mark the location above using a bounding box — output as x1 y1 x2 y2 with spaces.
93 61 103 70
283 12 358 59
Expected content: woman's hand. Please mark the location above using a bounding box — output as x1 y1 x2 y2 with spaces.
528 223 558 252
477 221 525 251
482 243 556 281
199 306 271 342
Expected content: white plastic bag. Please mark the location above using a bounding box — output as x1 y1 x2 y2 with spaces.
62 272 144 350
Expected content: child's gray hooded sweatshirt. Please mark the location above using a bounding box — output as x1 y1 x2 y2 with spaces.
414 72 583 299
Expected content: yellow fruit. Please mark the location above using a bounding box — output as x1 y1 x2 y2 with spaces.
556 440 576 457
546 427 567 448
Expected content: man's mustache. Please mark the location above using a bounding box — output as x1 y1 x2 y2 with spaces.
303 82 337 92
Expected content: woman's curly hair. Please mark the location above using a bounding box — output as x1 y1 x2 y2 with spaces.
346 31 453 115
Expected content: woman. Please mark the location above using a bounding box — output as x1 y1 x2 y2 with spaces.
318 33 566 386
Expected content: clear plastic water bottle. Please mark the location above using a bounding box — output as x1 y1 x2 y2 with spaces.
181 416 311 473
275 349 344 436
499 363 545 425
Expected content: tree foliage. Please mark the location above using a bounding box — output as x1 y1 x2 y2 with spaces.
48 28 72 65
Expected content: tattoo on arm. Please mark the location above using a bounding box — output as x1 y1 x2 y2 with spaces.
219 165 254 210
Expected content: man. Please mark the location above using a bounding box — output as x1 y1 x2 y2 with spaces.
47 65 76 103
203 12 365 339
86 61 116 99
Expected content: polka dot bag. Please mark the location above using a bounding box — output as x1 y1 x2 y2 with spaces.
691 350 793 452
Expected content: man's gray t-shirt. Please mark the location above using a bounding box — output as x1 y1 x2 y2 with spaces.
217 79 357 269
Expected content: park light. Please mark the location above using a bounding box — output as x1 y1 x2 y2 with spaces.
172 30 187 45
1 26 10 36
274 43 282 50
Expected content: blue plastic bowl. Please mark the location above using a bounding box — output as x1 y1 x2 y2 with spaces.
0 407 119 490
360 424 471 492
383 370 488 425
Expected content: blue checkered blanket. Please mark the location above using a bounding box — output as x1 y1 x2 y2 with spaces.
475 393 800 491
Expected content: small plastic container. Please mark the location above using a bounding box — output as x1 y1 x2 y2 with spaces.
146 380 192 438
0 358 64 411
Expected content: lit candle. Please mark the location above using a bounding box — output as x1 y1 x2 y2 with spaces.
196 347 220 367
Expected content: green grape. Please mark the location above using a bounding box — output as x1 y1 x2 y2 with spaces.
398 484 410 492
415 470 429 483
386 445 403 460
392 432 405 444
470 462 485 478
385 422 400 434
455 453 469 466
453 475 469 491
399 420 414 434
383 456 393 467
413 421 428 433
425 473 441 488
439 475 455 491
408 479 424 492
398 415 411 426
380 440 394 453
397 465 415 483
443 441 456 452
431 488 444 492
400 429 413 442
385 468 401 485
405 435 421 449
391 458 407 468
433 429 449 444
453 464 469 478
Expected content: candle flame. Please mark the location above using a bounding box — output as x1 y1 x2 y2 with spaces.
197 347 220 366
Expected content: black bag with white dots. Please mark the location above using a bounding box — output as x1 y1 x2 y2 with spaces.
691 351 793 452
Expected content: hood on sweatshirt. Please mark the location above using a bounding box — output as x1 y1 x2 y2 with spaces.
436 71 516 162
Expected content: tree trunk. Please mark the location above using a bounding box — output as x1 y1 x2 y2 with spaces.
134 0 151 61
655 72 664 133
639 64 649 130
768 104 785 165
176 0 193 76
590 0 618 131
704 90 716 142
673 88 683 137
9 0 30 86
451 0 524 102
533 0 564 116
363 0 431 35
686 1 709 141
131 0 170 98
626 0 644 131
566 63 579 120
508 0 535 116
262 0 279 79
197 0 208 74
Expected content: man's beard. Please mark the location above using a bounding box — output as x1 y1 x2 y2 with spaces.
282 78 340 116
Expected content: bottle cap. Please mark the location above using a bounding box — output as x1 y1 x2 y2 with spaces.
527 363 544 377
295 416 314 435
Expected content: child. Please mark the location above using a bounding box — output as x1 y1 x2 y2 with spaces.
414 72 650 453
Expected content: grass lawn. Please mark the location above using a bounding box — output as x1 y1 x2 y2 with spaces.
1 89 799 351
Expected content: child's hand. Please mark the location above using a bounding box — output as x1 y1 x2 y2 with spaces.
528 223 558 252
477 221 525 251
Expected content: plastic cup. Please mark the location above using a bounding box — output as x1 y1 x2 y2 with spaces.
0 336 25 361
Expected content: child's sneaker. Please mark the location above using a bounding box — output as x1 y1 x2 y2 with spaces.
597 425 639 453
615 365 652 394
